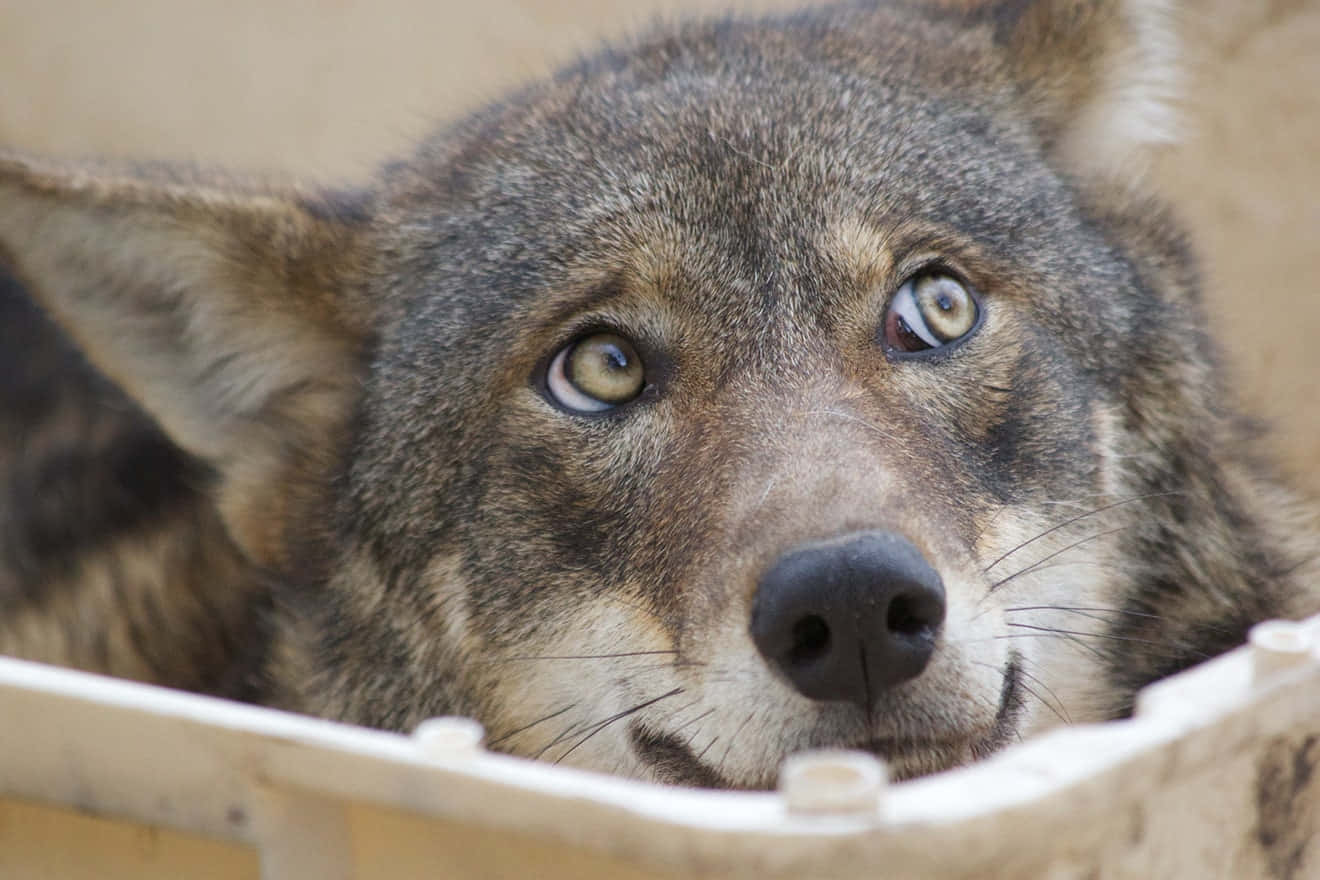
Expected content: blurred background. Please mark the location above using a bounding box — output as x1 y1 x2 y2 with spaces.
1 0 1316 491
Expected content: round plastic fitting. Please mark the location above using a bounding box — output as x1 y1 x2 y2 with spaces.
779 749 887 815
413 716 486 758
1249 619 1315 683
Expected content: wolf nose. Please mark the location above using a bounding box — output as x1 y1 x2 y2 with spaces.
750 531 946 707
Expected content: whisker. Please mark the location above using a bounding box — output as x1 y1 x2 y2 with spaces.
671 707 717 735
996 559 1131 578
679 712 718 755
1016 677 1068 726
983 491 1181 573
971 492 1137 549
1005 622 1207 657
1006 606 1137 627
986 525 1129 594
1008 601 1246 635
661 699 704 730
496 650 680 662
532 719 594 761
695 735 720 763
1005 622 1161 643
1007 604 1243 639
992 632 1106 661
1031 493 1149 510
967 562 1134 624
486 704 577 749
1015 660 1073 725
718 711 757 771
1006 604 1162 625
551 688 686 766
969 659 1070 726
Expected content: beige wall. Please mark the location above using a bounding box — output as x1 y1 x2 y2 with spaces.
2 1 1316 491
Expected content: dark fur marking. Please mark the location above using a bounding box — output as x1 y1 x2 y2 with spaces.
1103 444 1301 715
970 653 1026 758
0 271 212 598
628 721 727 788
1255 734 1320 880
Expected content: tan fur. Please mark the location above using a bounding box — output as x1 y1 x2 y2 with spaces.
0 508 253 686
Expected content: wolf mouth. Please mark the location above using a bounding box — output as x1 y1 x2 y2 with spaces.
860 654 1025 778
631 656 1024 789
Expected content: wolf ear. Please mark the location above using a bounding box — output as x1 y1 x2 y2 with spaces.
944 0 1180 178
0 155 374 571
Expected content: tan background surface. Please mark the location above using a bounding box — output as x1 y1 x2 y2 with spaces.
1 1 1316 491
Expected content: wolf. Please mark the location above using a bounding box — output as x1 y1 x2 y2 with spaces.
1 0 1316 789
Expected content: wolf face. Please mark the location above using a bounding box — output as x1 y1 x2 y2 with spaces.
2 0 1316 789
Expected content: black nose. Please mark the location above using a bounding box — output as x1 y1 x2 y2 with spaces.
750 531 946 708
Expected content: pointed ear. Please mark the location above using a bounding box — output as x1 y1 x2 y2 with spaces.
943 0 1180 179
1012 0 1179 177
0 154 375 571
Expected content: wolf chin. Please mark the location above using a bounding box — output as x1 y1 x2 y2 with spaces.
1 0 1316 789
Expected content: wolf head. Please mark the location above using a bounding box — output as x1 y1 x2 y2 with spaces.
2 0 1314 788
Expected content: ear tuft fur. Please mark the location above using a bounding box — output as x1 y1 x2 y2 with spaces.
1051 0 1181 179
977 0 1182 180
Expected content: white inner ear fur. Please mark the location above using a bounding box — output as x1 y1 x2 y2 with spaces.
1060 0 1181 181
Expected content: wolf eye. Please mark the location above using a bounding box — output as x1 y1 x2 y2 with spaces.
882 273 981 355
546 332 646 413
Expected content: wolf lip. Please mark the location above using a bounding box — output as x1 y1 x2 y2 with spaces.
859 653 1023 748
628 721 730 788
632 656 1024 789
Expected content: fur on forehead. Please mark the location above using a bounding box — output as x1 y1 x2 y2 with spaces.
382 0 1181 219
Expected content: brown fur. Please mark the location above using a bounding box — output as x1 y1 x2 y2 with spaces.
1 0 1317 788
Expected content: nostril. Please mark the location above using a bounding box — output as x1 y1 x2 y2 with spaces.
789 614 831 666
886 593 930 636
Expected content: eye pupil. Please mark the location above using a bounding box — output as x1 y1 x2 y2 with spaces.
603 345 629 371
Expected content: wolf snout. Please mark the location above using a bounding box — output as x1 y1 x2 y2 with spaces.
750 531 946 708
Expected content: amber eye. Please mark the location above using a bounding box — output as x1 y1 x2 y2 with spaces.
882 273 981 355
546 332 646 413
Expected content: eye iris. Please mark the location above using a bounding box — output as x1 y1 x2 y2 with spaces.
566 333 644 404
914 275 975 343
